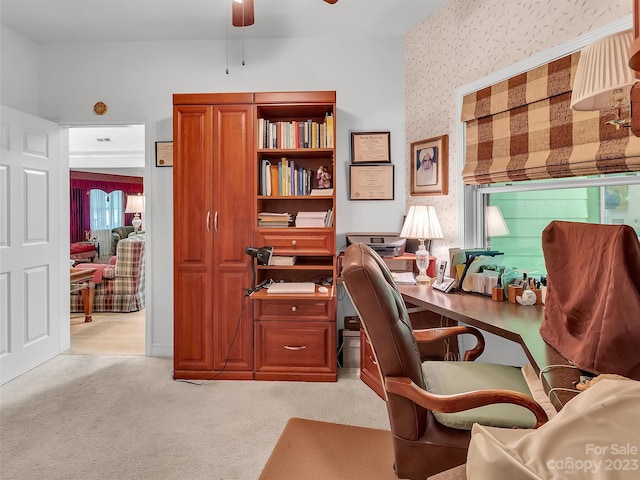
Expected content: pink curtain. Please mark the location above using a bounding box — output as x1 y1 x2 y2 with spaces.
69 171 143 242
70 188 87 242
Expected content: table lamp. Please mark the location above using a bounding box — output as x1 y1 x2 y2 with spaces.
486 205 509 249
570 29 635 129
400 205 443 283
125 194 145 233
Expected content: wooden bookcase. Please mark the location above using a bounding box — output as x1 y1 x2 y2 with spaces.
251 91 337 381
172 91 337 382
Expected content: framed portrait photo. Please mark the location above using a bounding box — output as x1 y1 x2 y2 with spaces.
155 141 173 167
410 135 448 195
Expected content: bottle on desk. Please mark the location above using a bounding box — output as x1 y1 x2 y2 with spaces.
492 275 505 301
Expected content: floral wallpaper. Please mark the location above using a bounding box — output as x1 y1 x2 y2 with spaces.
404 0 630 263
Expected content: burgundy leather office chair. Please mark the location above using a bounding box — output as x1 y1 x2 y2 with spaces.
342 243 548 480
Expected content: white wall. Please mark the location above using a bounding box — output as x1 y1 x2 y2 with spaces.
6 33 409 355
0 27 39 115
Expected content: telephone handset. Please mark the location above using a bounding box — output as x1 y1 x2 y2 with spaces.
432 261 455 293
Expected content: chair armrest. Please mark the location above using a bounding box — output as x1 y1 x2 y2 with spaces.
385 376 549 428
413 326 485 361
102 265 117 279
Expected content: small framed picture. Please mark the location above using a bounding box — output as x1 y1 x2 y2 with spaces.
351 131 391 163
410 135 448 195
155 141 173 167
349 164 394 200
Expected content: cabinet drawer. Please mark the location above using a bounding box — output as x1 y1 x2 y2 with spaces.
256 229 335 255
254 298 335 321
255 321 336 372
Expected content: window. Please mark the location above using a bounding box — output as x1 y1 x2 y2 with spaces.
457 18 639 276
477 174 640 275
89 189 124 230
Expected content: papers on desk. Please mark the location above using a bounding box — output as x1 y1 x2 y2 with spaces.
391 272 416 285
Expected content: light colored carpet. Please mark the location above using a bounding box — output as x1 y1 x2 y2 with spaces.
259 417 397 480
0 355 390 480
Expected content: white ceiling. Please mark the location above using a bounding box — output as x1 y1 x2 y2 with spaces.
0 0 448 44
3 0 447 173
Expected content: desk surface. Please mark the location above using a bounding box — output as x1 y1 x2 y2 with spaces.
398 284 580 407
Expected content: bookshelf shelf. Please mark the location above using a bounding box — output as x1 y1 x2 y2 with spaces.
253 91 337 382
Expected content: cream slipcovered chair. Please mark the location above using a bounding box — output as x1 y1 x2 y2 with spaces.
341 243 549 480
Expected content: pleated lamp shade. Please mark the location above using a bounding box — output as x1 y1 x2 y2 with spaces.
570 30 636 112
400 205 443 240
486 205 509 237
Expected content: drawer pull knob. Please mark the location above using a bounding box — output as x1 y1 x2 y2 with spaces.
291 306 297 312
284 345 306 351
291 239 297 246
369 355 378 365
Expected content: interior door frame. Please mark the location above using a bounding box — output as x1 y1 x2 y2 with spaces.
66 122 149 356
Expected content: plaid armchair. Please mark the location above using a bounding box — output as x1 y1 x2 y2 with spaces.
71 237 145 313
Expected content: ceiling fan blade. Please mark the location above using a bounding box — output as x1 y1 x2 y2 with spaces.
323 0 339 3
232 0 255 27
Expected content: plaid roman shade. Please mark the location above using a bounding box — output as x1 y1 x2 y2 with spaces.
461 52 640 185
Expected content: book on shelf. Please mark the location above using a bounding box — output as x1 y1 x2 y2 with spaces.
309 188 333 196
295 209 333 227
268 256 297 266
258 212 293 228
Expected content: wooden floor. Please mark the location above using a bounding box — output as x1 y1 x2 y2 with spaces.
66 309 145 355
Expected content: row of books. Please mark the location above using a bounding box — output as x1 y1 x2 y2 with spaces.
257 113 334 150
258 210 334 228
261 158 328 197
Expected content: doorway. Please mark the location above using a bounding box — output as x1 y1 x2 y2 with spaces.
67 124 146 355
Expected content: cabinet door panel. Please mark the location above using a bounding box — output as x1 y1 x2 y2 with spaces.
174 105 214 371
212 104 255 371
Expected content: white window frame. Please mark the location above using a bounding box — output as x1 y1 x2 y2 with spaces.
455 16 633 249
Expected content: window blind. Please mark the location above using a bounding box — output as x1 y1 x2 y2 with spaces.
461 52 640 185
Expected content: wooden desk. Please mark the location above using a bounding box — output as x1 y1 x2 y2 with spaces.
398 284 580 409
70 267 97 322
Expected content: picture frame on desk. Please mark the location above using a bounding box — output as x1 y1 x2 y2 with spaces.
350 131 391 163
410 135 448 195
155 141 173 167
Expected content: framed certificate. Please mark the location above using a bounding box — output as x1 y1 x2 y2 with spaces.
351 132 391 163
349 164 394 200
155 141 173 167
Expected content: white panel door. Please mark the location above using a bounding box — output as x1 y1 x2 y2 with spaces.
0 106 61 384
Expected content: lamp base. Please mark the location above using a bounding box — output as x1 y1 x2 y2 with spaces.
131 214 142 234
416 273 431 284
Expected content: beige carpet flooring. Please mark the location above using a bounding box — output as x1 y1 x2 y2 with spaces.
0 356 391 480
66 309 145 355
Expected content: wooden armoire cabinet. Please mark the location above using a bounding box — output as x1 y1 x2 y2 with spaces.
173 93 255 380
173 91 337 382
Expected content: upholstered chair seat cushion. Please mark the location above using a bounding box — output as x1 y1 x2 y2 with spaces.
422 361 537 430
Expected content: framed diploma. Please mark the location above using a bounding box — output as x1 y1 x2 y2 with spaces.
349 164 394 200
155 141 173 167
351 131 391 163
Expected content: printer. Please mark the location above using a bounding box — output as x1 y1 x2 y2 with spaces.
346 232 407 258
